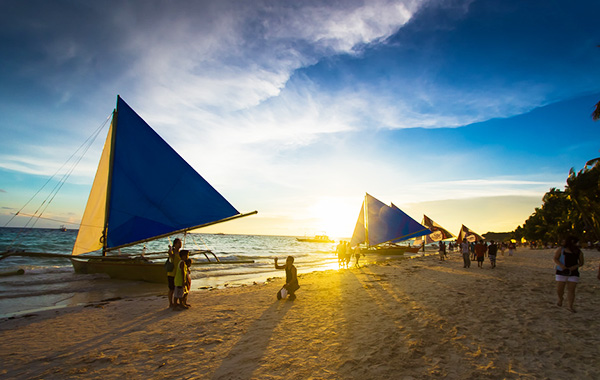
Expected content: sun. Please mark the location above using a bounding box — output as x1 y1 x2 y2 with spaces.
308 197 359 239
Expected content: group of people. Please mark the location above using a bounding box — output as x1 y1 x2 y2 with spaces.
166 238 192 310
163 234 596 312
457 239 513 269
335 241 361 269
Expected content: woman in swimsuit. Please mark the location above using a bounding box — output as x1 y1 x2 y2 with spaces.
553 236 584 313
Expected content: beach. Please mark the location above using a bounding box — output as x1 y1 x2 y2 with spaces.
1 248 599 379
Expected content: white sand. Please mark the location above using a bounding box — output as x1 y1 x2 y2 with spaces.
1 248 599 379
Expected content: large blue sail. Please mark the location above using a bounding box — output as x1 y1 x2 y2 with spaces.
105 96 240 250
350 194 431 246
389 203 431 242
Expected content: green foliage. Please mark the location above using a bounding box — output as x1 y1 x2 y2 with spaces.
514 160 600 243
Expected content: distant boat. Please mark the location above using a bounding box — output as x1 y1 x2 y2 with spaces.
297 235 335 243
350 193 431 255
58 225 67 232
69 96 257 283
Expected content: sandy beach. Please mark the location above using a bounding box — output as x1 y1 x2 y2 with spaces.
1 248 599 379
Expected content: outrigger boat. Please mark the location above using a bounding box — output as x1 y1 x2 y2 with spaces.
2 96 257 283
350 193 431 255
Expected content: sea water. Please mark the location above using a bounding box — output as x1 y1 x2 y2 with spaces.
0 228 349 318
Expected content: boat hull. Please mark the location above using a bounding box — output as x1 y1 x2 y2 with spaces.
371 246 421 255
296 238 335 243
71 257 167 284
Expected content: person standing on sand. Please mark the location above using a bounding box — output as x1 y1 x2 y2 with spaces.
438 241 446 261
173 249 190 310
475 240 487 268
554 236 584 313
461 240 470 268
274 256 300 301
167 238 182 308
488 240 498 269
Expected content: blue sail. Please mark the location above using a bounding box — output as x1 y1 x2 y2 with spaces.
105 97 240 249
389 203 432 242
350 194 431 246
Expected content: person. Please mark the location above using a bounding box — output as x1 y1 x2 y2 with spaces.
184 258 192 308
488 240 498 269
167 238 182 308
345 242 352 269
274 256 300 301
173 249 190 310
508 241 516 256
474 240 487 268
460 240 470 268
438 241 446 261
354 245 361 268
553 236 584 313
336 241 345 269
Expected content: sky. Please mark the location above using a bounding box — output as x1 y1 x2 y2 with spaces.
1 0 599 239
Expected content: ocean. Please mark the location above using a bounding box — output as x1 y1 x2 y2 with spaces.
0 227 356 318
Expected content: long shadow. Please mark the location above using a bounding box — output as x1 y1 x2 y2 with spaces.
210 299 293 380
38 306 173 363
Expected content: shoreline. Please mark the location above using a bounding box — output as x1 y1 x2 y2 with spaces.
0 251 419 319
1 248 599 379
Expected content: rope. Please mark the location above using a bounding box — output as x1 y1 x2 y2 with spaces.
4 113 111 250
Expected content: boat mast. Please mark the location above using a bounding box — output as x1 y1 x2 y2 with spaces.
364 193 369 249
101 97 119 256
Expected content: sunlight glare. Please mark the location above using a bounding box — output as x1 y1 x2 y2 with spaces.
308 197 357 239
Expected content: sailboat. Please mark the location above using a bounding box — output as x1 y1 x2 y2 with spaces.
456 224 483 243
70 96 257 283
349 193 431 255
413 215 455 247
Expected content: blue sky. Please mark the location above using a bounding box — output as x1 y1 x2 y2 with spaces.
1 0 599 238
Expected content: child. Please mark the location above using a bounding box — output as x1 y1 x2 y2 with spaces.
173 250 190 310
184 258 192 308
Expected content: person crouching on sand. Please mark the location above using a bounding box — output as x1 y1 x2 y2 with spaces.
274 256 300 301
173 250 190 310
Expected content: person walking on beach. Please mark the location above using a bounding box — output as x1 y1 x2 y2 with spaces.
438 241 446 261
354 245 361 268
336 241 344 268
345 242 352 269
274 256 300 301
554 236 584 313
508 241 516 256
461 240 470 268
167 238 182 308
475 240 487 268
488 240 498 269
173 249 190 310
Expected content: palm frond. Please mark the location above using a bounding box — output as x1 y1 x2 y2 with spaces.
593 101 600 121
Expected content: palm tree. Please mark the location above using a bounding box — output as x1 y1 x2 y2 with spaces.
593 101 600 121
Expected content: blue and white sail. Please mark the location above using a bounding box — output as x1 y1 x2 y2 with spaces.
350 193 430 247
73 96 256 255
